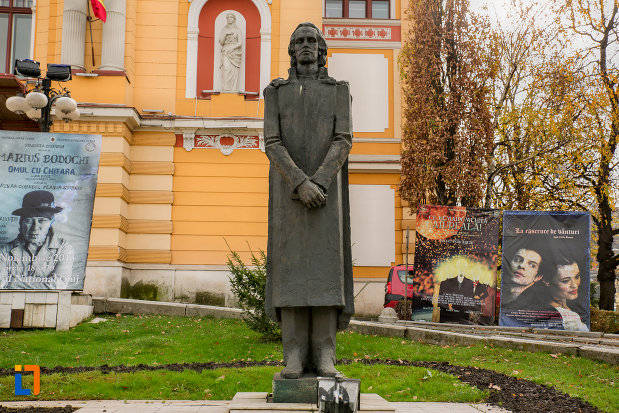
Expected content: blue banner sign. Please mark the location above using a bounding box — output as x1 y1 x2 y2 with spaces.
0 131 101 290
499 211 591 331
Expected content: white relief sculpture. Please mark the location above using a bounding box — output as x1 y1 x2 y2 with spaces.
219 12 243 92
183 131 196 152
187 134 260 155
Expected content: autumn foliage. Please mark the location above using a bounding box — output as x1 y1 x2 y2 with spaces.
399 0 494 207
400 0 618 309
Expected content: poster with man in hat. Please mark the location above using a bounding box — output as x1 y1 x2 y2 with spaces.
0 131 101 290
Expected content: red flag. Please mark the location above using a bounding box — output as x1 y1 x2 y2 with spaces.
90 0 107 22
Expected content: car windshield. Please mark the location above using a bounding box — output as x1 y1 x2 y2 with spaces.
397 270 415 284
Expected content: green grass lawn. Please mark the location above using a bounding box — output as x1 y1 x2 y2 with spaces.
0 314 616 412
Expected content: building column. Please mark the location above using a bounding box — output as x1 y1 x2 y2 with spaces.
100 0 126 71
60 0 87 70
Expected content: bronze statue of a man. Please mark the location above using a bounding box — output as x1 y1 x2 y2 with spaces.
264 22 354 379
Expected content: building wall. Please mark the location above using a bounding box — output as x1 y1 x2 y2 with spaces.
26 0 407 317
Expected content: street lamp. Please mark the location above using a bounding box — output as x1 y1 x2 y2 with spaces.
5 59 79 132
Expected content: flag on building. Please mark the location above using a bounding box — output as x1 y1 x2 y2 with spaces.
90 0 106 22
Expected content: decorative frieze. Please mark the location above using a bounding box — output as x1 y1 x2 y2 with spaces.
325 26 391 40
180 132 265 155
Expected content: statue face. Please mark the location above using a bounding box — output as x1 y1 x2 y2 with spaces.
226 13 235 24
293 26 319 65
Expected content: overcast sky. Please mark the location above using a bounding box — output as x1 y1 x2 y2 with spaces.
469 0 510 16
469 0 545 26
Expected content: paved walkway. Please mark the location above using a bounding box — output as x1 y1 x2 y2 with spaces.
0 400 511 413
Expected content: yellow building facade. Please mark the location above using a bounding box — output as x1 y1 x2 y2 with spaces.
5 0 411 316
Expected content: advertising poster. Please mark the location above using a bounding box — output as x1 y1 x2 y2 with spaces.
411 205 500 325
499 211 591 331
0 131 101 290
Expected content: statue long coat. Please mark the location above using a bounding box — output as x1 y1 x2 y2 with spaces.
263 67 354 330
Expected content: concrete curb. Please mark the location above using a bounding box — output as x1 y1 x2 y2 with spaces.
93 297 244 319
92 297 618 365
349 322 617 365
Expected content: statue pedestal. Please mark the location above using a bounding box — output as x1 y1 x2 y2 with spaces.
228 392 396 413
272 373 318 403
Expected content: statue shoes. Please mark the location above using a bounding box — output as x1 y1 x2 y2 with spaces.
281 354 304 379
281 365 303 379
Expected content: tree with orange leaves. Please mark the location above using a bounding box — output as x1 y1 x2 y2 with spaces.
399 0 495 207
540 0 619 310
484 0 618 310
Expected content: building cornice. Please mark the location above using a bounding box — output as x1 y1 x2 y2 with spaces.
322 18 401 26
327 40 401 49
348 154 401 173
77 105 141 129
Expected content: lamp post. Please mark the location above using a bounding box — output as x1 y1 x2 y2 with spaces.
5 59 79 132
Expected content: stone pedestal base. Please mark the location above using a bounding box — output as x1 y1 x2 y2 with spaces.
0 291 93 330
229 392 395 413
272 373 318 404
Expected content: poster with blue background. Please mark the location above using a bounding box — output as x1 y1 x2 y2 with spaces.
500 211 591 331
0 131 101 290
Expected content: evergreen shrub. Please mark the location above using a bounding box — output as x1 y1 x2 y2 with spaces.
227 247 281 340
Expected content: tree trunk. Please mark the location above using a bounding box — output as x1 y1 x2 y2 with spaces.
598 278 616 310
596 191 617 310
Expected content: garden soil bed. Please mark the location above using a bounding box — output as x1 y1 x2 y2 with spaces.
0 359 601 413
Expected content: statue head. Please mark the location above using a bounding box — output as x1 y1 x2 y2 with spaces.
288 22 328 68
226 12 236 25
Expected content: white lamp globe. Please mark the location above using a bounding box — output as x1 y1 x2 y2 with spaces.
55 96 77 114
26 108 42 121
58 109 80 121
5 96 29 114
25 91 48 109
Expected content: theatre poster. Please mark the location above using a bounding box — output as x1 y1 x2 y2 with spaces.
411 205 500 325
499 211 591 331
0 131 101 291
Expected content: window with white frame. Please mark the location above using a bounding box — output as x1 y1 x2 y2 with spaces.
325 0 390 19
0 0 32 74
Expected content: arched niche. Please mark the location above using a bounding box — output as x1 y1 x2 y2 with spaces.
186 0 271 99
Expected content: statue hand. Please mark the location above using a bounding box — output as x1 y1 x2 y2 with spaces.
297 179 326 208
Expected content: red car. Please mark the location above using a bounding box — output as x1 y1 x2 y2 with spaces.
383 265 415 308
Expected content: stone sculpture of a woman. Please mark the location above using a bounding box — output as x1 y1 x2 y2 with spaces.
219 12 243 92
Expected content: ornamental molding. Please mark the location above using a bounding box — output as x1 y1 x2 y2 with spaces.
322 18 401 26
182 130 197 152
326 40 401 49
324 26 392 40
180 132 264 155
